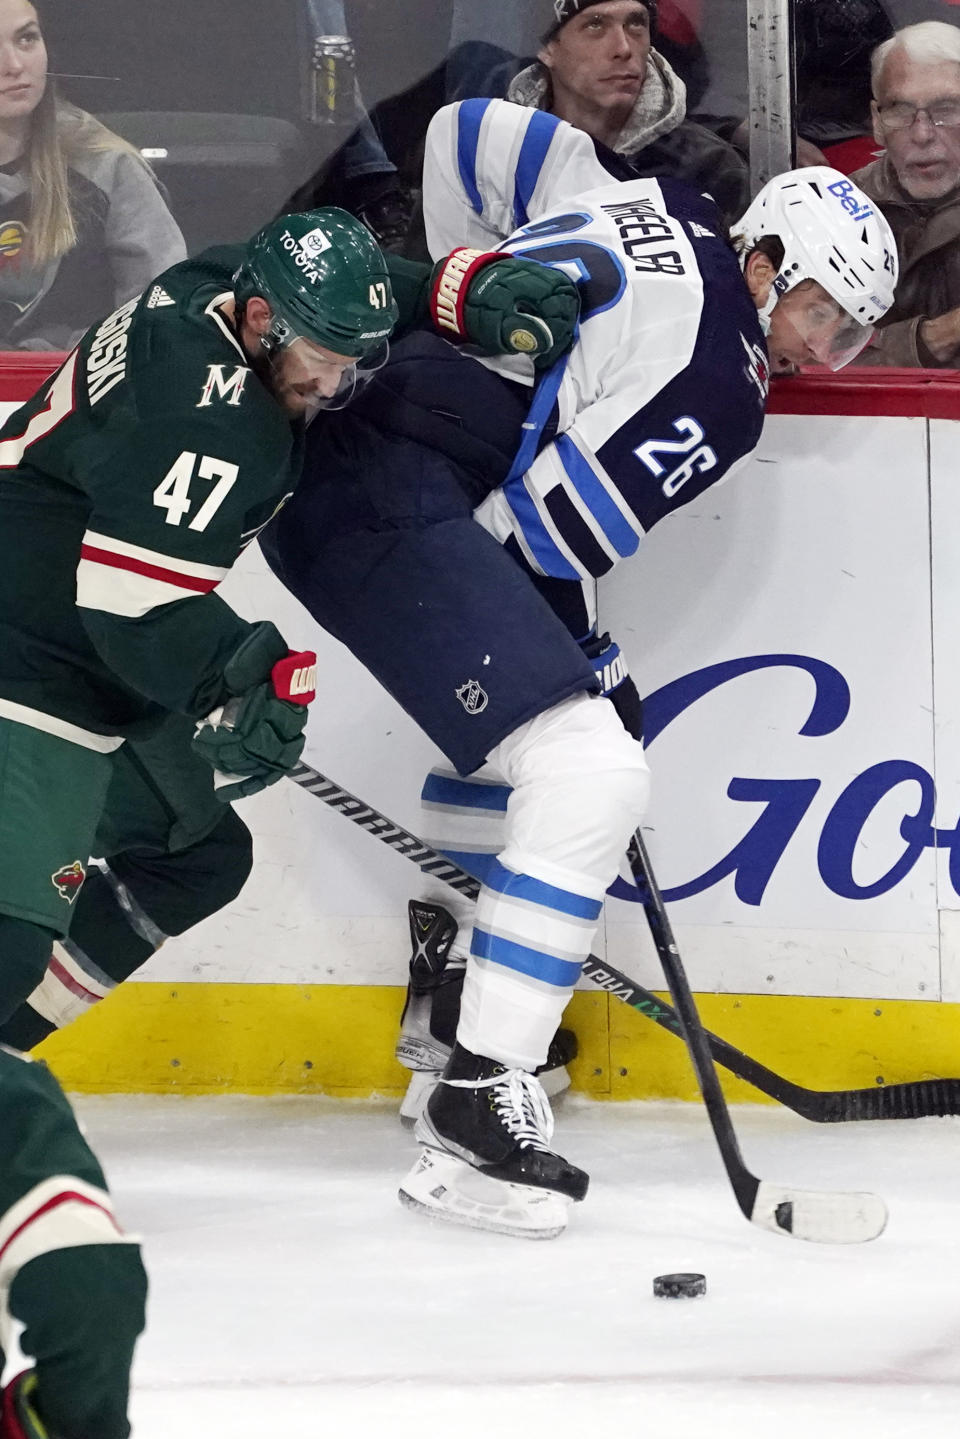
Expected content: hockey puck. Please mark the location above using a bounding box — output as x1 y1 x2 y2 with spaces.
653 1272 706 1299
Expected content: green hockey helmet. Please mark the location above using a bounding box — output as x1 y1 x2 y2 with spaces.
233 207 399 360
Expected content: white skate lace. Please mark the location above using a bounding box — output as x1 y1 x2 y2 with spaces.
448 1068 555 1151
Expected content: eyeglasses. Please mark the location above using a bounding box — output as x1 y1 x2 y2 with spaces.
877 99 960 132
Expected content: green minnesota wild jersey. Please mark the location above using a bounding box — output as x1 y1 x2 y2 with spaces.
0 245 303 744
0 1046 135 1284
0 245 434 746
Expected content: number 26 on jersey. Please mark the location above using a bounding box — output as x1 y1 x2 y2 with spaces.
634 416 717 498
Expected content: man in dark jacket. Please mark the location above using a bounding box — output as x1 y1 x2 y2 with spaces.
506 0 750 224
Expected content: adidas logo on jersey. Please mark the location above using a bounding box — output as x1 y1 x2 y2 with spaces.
147 285 175 309
689 223 715 240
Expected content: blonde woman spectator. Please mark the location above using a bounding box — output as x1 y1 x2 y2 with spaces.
0 0 185 351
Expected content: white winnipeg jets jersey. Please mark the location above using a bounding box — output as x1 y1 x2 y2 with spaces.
424 99 768 582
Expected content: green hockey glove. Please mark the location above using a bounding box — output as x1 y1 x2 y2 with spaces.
7 1243 147 1439
193 646 318 803
430 248 580 369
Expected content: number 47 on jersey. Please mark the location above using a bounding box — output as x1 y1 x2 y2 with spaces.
153 452 238 531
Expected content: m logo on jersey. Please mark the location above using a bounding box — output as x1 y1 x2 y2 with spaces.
51 861 86 903
455 680 488 715
740 333 769 404
198 364 249 408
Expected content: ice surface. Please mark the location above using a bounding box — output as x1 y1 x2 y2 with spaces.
72 1094 960 1439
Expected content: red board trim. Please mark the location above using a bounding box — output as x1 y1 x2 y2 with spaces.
3 353 960 420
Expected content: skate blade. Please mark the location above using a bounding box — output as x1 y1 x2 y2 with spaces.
398 1147 569 1239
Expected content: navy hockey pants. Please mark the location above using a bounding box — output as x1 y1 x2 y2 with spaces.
262 335 598 775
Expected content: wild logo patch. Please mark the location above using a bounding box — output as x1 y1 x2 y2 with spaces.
455 680 488 715
51 860 85 903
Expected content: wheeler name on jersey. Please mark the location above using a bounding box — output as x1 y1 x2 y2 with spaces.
600 198 686 277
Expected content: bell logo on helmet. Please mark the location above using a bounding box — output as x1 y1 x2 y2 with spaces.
826 177 874 224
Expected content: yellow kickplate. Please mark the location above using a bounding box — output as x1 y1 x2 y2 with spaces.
34 982 960 1101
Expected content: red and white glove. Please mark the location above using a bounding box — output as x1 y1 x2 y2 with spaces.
430 247 504 341
429 247 580 368
193 640 318 803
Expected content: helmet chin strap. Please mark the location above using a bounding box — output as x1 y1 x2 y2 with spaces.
756 282 782 336
740 249 785 336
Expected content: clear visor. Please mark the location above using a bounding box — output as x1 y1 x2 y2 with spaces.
777 286 875 371
293 333 385 408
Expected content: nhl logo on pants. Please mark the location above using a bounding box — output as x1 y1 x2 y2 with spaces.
455 680 488 715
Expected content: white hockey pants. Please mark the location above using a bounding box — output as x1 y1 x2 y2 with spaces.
428 693 650 1070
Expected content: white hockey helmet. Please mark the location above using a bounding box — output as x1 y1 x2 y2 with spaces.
731 167 899 369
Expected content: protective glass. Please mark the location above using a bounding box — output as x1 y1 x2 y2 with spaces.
877 99 960 132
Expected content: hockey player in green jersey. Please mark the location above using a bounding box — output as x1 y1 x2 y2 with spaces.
0 205 581 1049
0 1046 146 1439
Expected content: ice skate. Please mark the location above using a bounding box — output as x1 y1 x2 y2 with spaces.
398 1043 588 1239
395 900 577 1124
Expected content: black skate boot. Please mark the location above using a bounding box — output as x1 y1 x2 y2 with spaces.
398 1043 588 1238
395 900 578 1125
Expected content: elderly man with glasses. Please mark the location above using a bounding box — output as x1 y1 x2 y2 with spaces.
851 19 960 366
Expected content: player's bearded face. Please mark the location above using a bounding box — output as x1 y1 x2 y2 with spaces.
264 337 361 417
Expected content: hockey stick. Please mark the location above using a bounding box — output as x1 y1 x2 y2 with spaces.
288 762 886 1241
624 829 885 1242
287 760 960 1122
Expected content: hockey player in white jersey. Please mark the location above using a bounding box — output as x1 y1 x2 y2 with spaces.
264 100 898 1238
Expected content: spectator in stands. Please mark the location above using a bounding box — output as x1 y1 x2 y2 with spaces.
0 0 185 350
445 0 710 110
301 0 412 250
851 20 960 366
505 0 750 223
